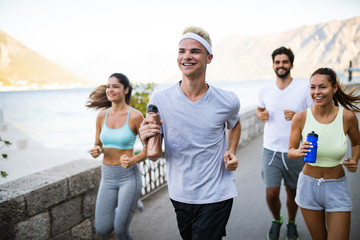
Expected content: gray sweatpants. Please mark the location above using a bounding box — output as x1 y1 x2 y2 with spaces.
95 163 142 240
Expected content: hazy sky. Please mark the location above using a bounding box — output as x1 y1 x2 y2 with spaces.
1 0 359 84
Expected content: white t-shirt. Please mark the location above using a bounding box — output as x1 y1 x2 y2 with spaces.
258 78 313 152
149 82 240 204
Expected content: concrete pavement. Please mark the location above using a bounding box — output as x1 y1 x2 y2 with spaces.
130 133 360 240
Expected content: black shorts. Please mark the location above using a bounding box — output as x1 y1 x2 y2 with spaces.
171 198 233 240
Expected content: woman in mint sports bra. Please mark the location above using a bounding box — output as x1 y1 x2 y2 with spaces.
86 73 146 239
288 68 360 240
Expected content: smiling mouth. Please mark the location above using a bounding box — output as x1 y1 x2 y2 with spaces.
183 63 195 66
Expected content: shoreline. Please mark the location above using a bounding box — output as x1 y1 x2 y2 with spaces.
0 121 93 184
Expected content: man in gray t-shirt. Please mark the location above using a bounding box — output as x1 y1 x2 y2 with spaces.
140 26 241 240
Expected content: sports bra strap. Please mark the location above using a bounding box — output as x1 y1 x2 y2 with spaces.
105 107 132 124
126 107 132 123
105 108 110 122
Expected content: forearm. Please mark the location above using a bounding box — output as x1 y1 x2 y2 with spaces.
351 144 360 164
227 120 241 154
288 147 300 160
131 149 147 164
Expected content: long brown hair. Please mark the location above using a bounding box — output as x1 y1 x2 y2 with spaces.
86 73 132 110
311 67 360 112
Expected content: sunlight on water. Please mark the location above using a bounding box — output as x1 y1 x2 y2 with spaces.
2 77 357 151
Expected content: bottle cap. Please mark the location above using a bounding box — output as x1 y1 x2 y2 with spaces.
307 131 318 137
147 104 158 113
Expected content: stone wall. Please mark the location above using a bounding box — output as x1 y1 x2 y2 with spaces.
0 160 102 240
344 82 360 92
0 107 263 240
239 108 264 148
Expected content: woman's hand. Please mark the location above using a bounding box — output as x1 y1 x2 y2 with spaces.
342 158 358 172
284 110 296 121
120 154 134 168
90 145 102 158
297 141 313 158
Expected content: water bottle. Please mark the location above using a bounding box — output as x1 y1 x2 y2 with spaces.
146 104 162 160
304 131 318 163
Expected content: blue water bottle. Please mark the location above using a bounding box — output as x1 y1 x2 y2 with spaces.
304 131 318 163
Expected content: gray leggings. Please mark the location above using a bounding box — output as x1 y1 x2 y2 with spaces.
95 163 142 240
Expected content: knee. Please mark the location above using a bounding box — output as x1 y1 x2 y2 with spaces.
266 188 280 201
95 222 113 236
285 187 297 199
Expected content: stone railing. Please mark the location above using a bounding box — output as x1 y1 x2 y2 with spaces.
344 82 360 92
239 108 264 147
0 159 101 239
0 107 264 239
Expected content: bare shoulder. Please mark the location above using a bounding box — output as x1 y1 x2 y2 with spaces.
293 109 307 122
95 109 107 127
343 108 356 120
343 108 358 125
97 109 107 120
130 108 145 121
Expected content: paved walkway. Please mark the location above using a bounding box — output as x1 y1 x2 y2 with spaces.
130 132 360 240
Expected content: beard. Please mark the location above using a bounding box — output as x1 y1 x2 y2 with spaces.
275 68 291 78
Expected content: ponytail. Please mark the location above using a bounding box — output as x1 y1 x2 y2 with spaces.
311 68 360 113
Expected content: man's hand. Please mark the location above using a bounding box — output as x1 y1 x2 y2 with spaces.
258 110 269 122
139 117 162 146
284 110 296 121
224 151 239 171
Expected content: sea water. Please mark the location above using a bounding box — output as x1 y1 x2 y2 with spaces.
0 79 290 151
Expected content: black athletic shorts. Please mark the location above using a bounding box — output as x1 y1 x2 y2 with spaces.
171 198 233 240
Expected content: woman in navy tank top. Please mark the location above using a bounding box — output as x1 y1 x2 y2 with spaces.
87 73 146 239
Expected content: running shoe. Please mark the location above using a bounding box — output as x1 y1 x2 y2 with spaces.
286 221 299 240
267 215 283 240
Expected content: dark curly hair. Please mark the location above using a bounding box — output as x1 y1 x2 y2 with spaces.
271 46 295 65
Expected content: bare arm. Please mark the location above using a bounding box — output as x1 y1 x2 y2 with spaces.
90 111 105 159
224 119 241 171
120 110 148 168
227 119 241 154
342 110 360 172
288 111 311 159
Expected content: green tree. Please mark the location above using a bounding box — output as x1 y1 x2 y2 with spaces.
130 82 156 117
0 137 11 178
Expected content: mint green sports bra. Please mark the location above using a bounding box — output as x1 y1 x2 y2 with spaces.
100 107 136 149
302 108 347 167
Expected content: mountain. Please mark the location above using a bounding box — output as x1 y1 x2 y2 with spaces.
1 16 359 89
206 16 360 82
0 31 92 91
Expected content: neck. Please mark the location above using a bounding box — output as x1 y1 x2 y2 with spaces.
180 76 208 102
110 102 128 112
313 104 337 117
276 75 293 90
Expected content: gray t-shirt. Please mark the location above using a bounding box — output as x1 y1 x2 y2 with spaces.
149 82 240 204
